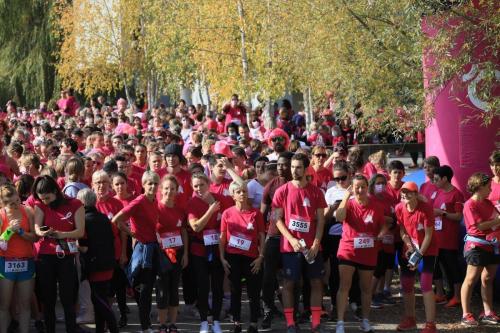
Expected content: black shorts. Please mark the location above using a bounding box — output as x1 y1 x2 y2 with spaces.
399 255 436 277
464 247 499 267
338 259 375 271
282 252 325 281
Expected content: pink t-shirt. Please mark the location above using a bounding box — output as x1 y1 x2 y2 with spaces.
432 187 464 250
120 194 159 243
221 206 265 258
420 181 438 204
156 202 186 250
463 198 499 252
488 179 500 211
337 198 385 266
272 182 327 252
395 201 438 256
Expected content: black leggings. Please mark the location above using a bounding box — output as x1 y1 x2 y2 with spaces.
226 253 263 323
90 280 118 333
374 251 395 279
192 254 224 321
261 236 281 313
433 249 463 285
181 253 198 305
38 254 79 333
133 267 157 330
156 252 182 309
109 263 128 316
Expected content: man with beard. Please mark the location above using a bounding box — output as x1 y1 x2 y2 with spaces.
260 152 294 329
272 153 327 333
266 128 290 161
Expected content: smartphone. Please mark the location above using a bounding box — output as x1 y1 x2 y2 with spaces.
40 226 49 231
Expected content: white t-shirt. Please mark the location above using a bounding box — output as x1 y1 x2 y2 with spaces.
324 186 348 236
247 179 264 209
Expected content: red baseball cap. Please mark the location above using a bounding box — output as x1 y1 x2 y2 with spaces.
401 181 418 193
213 141 234 158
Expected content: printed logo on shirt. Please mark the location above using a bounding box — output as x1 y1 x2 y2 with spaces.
223 189 230 196
61 212 73 222
107 213 113 219
176 219 182 227
178 185 184 194
440 203 446 210
431 191 437 199
417 223 424 231
303 198 311 207
364 214 373 224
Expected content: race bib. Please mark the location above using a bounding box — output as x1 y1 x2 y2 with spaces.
431 191 437 200
382 234 394 245
160 232 183 249
67 241 79 254
228 234 252 251
5 259 28 273
434 217 443 231
289 215 310 233
354 237 374 249
203 229 220 246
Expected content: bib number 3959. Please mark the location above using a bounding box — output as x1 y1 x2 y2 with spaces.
5 260 28 273
289 215 310 233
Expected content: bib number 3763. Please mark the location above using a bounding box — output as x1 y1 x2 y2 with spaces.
5 260 28 273
289 215 310 233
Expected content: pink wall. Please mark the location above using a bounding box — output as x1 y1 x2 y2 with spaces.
423 13 499 195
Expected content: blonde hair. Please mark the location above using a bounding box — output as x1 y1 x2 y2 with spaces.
467 172 490 194
160 174 179 189
0 183 17 201
191 172 210 185
142 170 160 185
229 180 248 196
369 150 387 169
65 157 85 182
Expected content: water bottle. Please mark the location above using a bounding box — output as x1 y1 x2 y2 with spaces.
0 227 14 242
299 239 315 264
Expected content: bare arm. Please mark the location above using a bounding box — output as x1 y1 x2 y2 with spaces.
112 210 134 237
335 190 352 222
420 226 434 255
477 216 500 231
189 201 220 233
54 206 85 239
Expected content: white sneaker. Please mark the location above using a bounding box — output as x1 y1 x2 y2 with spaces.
336 321 345 333
200 321 209 333
212 320 222 333
76 312 94 324
360 319 374 332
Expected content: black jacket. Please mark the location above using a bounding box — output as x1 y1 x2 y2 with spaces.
80 206 115 275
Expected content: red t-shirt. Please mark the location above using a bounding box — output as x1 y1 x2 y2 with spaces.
223 105 246 131
272 182 327 252
170 169 193 208
337 198 385 266
362 162 377 180
386 182 402 207
420 181 438 204
221 206 265 258
395 201 438 256
187 193 230 257
463 198 499 251
262 177 288 236
312 168 333 193
209 178 234 207
432 187 464 250
36 198 83 255
120 194 159 243
96 196 124 259
488 179 500 211
156 202 186 250
370 193 395 254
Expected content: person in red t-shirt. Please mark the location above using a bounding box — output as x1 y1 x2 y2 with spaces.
164 144 193 208
488 151 500 211
420 156 440 203
461 173 500 326
335 174 388 333
186 172 229 333
156 175 189 333
395 182 438 333
222 94 247 132
272 153 327 333
220 180 265 333
208 154 244 208
132 144 148 173
310 146 333 193
431 166 465 308
112 171 160 332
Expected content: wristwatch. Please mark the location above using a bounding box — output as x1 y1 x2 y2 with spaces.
17 228 24 236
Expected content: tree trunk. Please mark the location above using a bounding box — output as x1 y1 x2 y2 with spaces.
264 97 275 129
237 0 252 124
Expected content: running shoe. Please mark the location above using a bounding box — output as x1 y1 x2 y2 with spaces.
396 317 417 331
335 321 345 333
480 311 500 324
118 315 127 328
200 321 209 333
213 321 223 333
169 324 178 333
311 324 324 333
158 325 168 333
261 312 273 330
461 313 479 326
434 294 447 305
380 293 397 306
247 325 258 333
420 322 437 333
286 325 298 333
371 294 384 309
231 324 243 333
360 319 375 333
444 296 460 308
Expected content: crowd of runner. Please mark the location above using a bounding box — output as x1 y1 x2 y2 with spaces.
0 93 498 333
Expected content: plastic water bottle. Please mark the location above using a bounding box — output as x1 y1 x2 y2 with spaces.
299 239 315 264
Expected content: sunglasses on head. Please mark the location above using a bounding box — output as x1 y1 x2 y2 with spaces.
333 175 348 182
314 153 327 158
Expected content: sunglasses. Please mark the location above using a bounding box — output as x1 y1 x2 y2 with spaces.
271 137 285 143
314 154 327 158
333 175 348 182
